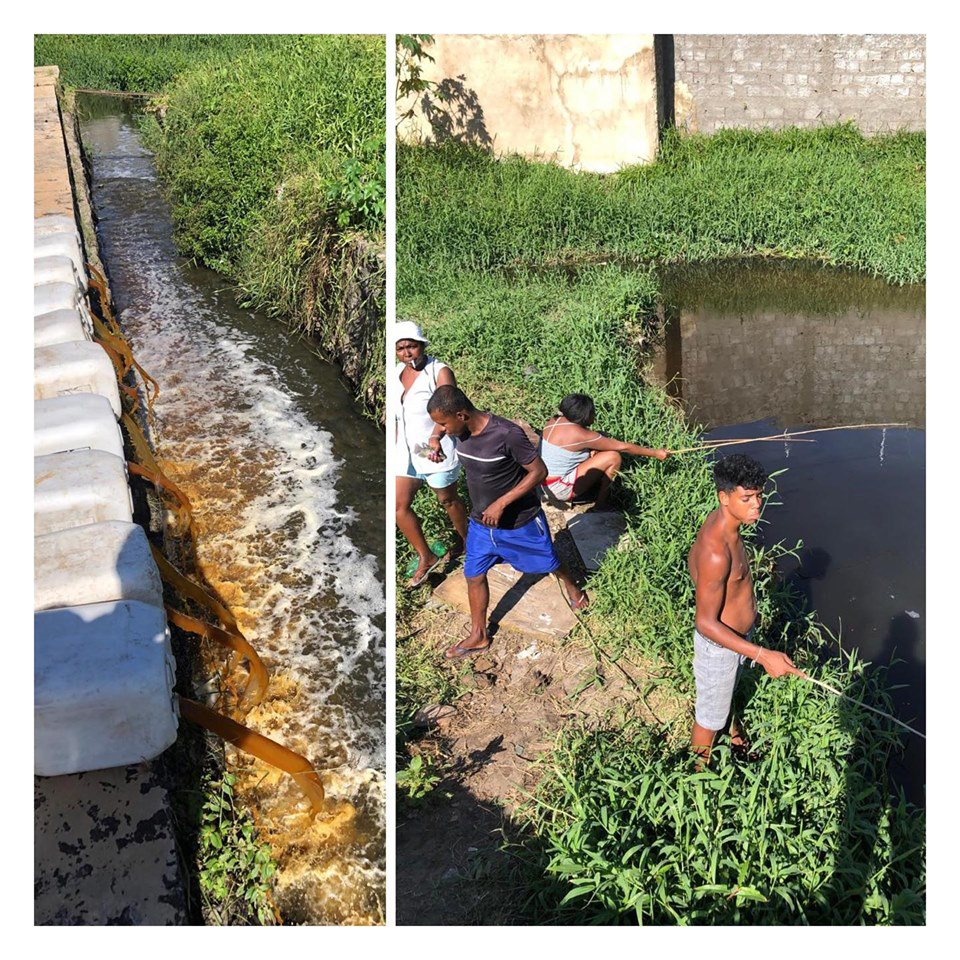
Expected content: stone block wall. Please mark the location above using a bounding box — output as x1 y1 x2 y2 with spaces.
673 34 925 134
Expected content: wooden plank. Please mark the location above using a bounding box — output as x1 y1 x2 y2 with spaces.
433 563 578 639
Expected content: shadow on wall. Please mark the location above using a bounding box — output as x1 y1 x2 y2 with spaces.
419 76 493 151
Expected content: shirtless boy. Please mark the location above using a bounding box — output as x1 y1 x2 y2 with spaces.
688 454 804 761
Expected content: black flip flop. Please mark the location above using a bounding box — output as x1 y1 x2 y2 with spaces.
444 638 493 660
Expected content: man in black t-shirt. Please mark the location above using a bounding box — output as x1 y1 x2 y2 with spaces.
427 385 588 658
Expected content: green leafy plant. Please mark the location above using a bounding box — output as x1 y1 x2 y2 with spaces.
198 772 278 926
521 666 924 925
397 753 442 804
396 34 439 128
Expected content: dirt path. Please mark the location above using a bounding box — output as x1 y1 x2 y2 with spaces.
396 595 687 925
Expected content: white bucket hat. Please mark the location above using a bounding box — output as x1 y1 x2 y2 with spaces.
394 320 429 345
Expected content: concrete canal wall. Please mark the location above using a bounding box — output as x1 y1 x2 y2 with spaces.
33 66 184 925
398 34 660 172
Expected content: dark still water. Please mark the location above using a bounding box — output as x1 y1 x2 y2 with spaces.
77 94 385 923
652 259 925 802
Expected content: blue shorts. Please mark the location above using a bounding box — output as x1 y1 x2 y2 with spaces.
464 511 560 579
401 461 461 489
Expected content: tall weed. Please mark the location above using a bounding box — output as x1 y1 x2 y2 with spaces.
524 665 924 925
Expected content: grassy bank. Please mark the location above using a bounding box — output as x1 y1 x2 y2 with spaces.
398 125 925 288
37 35 386 418
396 130 925 923
34 35 289 91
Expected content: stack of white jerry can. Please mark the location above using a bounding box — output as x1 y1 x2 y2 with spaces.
34 213 178 776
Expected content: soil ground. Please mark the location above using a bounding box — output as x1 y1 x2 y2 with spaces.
396 501 689 926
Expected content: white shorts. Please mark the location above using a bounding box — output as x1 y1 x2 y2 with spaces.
542 465 580 503
693 628 755 731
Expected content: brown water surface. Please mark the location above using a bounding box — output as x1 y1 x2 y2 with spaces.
78 94 385 924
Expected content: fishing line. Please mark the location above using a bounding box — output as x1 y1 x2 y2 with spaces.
668 423 909 455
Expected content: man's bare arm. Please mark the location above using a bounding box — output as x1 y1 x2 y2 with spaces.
585 435 669 459
557 425 667 459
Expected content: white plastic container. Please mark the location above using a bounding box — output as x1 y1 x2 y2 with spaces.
34 214 80 241
34 395 124 459
34 254 85 290
34 449 133 536
34 341 121 417
34 308 89 348
34 281 82 318
34 232 87 285
35 600 178 776
34 283 94 337
35 520 162 612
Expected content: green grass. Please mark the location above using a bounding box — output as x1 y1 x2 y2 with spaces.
38 34 387 419
35 35 290 92
396 129 925 922
142 35 385 416
398 125 925 289
197 771 278 925
521 671 923 924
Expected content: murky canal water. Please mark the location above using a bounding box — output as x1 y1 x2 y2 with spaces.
653 259 925 802
77 95 385 923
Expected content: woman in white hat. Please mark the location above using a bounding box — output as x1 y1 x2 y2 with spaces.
394 321 468 586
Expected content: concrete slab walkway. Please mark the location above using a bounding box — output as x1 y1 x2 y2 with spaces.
433 563 578 639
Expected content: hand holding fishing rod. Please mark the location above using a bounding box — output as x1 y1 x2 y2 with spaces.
753 647 805 679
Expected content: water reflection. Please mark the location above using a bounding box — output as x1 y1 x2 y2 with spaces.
652 259 925 430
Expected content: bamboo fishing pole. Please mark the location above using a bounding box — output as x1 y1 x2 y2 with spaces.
668 437 818 454
800 673 926 740
667 423 908 456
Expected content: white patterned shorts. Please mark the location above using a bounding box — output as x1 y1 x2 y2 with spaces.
693 628 754 731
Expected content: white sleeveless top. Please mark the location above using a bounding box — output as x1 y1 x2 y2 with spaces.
393 357 460 476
